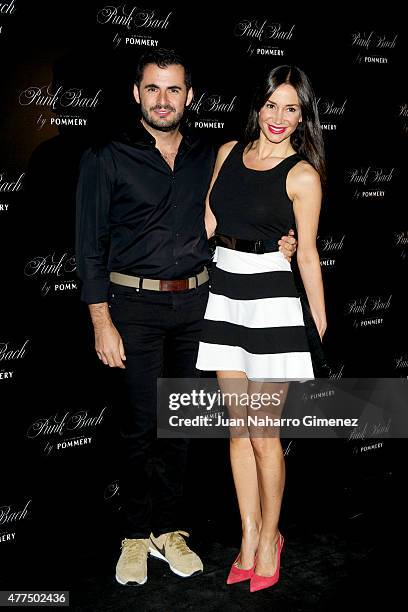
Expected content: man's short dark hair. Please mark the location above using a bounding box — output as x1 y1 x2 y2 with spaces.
134 48 192 90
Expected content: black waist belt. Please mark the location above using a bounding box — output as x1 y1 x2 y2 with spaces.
214 233 280 254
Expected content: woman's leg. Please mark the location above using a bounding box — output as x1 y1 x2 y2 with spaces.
248 381 288 576
217 370 262 569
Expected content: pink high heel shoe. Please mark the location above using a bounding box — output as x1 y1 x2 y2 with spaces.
250 533 284 593
226 552 257 584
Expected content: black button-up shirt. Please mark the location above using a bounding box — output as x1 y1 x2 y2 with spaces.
75 122 215 304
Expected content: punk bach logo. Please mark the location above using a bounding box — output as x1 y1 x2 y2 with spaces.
0 339 29 361
19 83 102 130
0 0 16 37
317 233 346 268
398 103 408 134
24 251 77 297
346 295 392 329
233 19 295 57
346 166 395 199
352 30 398 64
0 170 24 192
96 5 173 48
316 97 347 132
234 19 295 41
27 406 107 455
19 84 101 110
0 170 24 213
0 500 31 526
187 91 238 130
352 30 398 49
0 499 31 543
393 230 408 259
0 339 29 383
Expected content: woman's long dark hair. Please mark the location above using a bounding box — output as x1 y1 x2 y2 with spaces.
244 65 326 191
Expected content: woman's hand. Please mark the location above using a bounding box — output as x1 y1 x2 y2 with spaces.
313 315 327 340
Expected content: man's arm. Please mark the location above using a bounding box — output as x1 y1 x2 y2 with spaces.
279 229 297 262
75 147 126 368
88 302 126 369
75 148 112 304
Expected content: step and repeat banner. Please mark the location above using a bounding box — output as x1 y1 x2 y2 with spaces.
0 2 405 568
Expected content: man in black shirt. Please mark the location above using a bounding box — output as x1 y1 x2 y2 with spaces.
75 49 297 586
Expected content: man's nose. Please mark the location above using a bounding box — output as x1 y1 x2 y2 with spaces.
157 90 169 106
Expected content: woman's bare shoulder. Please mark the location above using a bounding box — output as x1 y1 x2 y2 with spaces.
288 159 321 199
291 159 320 182
217 140 239 158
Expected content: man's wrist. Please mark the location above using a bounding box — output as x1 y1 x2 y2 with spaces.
88 302 112 329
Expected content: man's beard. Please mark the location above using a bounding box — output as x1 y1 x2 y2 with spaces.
141 104 184 132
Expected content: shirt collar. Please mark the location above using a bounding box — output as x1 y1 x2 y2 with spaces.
116 118 197 149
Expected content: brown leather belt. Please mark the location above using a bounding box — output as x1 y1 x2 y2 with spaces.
109 268 209 292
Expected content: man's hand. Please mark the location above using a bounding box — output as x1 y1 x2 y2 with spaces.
278 228 297 262
95 323 126 368
89 303 126 368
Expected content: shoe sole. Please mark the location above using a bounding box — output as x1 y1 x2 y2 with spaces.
115 574 147 586
148 546 203 578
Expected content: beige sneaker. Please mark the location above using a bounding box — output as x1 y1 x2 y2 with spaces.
149 530 203 577
115 538 149 585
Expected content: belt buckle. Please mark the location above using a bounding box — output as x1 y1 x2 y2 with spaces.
159 279 189 291
254 240 265 254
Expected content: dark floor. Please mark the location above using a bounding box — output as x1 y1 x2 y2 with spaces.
1 510 400 612
1 442 404 610
68 525 364 611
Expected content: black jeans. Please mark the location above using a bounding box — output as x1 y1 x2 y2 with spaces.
108 279 209 538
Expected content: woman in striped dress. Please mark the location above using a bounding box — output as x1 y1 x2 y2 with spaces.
196 65 327 592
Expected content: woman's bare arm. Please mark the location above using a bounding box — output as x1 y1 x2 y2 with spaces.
291 162 327 339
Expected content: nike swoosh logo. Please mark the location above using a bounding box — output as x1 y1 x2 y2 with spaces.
150 539 166 557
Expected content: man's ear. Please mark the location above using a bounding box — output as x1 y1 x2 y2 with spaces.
186 87 194 107
133 84 140 104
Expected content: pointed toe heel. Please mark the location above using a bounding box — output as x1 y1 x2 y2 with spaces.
226 553 256 584
250 534 284 593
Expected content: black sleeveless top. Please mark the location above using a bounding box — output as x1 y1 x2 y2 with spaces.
210 141 303 242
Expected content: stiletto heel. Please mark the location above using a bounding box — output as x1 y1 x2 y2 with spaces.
250 534 284 593
226 552 257 584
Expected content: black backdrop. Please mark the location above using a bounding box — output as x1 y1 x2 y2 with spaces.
0 0 406 593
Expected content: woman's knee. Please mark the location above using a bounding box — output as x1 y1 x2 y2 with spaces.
250 435 281 457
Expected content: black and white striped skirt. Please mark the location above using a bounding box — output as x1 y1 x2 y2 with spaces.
196 246 314 380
